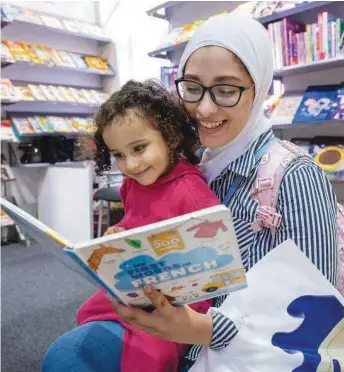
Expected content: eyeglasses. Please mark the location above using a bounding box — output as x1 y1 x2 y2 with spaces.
175 78 254 107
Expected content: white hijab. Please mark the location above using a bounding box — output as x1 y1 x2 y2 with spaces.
177 13 274 184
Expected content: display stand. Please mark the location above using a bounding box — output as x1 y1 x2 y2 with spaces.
147 1 344 203
1 5 117 241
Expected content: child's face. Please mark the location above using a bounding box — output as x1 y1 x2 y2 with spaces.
103 115 170 186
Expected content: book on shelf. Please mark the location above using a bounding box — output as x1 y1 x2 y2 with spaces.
1 119 18 142
1 42 16 64
268 13 344 70
1 4 108 39
331 86 344 120
269 91 304 125
0 199 247 308
292 137 344 181
161 66 178 89
1 78 17 102
2 39 111 72
292 85 341 123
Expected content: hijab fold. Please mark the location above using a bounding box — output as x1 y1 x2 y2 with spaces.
177 14 274 184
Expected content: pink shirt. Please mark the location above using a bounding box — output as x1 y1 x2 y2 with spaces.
76 158 220 369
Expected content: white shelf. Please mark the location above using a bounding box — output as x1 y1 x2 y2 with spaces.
273 57 344 78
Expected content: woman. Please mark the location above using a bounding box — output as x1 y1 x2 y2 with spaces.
43 13 338 372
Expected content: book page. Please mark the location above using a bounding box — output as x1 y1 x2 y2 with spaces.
73 205 247 307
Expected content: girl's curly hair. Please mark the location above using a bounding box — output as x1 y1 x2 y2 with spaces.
93 79 198 176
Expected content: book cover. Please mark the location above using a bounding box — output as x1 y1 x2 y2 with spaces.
1 42 15 64
58 86 75 102
330 86 344 120
48 116 72 132
57 51 76 68
70 53 88 69
11 118 35 135
1 78 17 101
292 85 339 123
35 116 54 133
3 40 30 62
0 198 246 308
27 117 43 133
14 86 35 101
1 119 18 142
269 92 304 125
39 85 57 101
21 42 43 64
28 84 47 101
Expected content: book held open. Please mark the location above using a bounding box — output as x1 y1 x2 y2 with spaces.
0 198 246 308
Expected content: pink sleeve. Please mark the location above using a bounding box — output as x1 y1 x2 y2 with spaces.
178 173 220 216
114 178 128 229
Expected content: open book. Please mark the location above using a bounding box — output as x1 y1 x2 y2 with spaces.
0 197 246 308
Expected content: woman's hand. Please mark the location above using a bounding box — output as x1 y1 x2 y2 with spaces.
110 285 213 345
104 226 125 236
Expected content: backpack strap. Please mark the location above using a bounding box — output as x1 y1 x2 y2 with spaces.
251 140 311 243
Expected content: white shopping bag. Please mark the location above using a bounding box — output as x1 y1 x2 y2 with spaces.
190 239 344 372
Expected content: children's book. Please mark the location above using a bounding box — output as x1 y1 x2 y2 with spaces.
292 85 339 123
269 91 304 125
0 199 247 308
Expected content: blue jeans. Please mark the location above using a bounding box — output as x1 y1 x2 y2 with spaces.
43 321 193 372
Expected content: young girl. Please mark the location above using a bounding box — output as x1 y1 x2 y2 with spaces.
43 80 220 372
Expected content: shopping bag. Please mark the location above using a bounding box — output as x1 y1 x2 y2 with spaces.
190 239 344 372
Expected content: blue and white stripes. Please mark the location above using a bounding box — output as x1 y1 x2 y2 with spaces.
185 129 338 362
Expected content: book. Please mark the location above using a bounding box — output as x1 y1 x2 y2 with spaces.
330 86 344 120
292 85 339 123
1 119 18 142
1 42 15 64
11 117 35 135
269 91 304 125
0 200 246 308
3 40 30 62
1 78 17 102
28 84 47 101
27 117 43 133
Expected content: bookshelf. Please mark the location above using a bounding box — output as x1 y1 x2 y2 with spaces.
0 4 112 242
147 1 344 202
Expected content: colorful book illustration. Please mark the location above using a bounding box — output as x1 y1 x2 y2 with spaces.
0 199 246 308
269 91 304 125
292 85 339 123
330 86 344 120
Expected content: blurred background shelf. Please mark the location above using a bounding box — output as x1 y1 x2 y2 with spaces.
4 100 100 115
3 19 112 44
273 57 344 78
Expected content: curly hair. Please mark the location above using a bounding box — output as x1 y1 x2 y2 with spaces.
93 79 199 176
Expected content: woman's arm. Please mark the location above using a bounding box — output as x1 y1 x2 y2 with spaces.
276 158 338 284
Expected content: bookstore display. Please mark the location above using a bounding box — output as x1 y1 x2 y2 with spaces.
1 78 109 104
1 40 112 73
1 3 108 39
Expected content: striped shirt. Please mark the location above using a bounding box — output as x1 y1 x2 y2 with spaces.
185 129 338 362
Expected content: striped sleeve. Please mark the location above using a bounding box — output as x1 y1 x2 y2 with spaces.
277 159 338 284
209 311 238 350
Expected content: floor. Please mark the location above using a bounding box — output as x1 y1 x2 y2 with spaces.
1 241 95 372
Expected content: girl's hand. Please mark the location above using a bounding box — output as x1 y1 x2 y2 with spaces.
110 285 213 345
104 226 125 236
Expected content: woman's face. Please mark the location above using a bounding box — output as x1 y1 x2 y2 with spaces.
183 46 254 148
